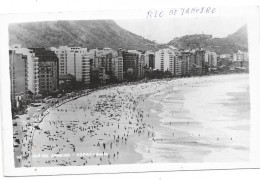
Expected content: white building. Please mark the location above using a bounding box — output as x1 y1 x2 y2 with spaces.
112 56 123 81
51 46 90 85
204 50 209 63
81 53 91 85
208 52 217 67
220 54 231 59
10 44 40 96
233 50 248 62
155 48 175 73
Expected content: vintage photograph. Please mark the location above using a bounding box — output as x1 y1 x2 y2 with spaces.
8 15 250 168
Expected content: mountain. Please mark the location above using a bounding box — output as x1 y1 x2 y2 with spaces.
9 21 248 54
167 25 248 55
226 25 248 49
9 20 156 51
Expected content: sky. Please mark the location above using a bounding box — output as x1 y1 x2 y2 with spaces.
115 16 247 43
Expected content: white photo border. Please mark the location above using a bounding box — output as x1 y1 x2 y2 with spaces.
1 5 260 177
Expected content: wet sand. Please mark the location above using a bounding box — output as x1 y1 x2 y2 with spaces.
19 74 250 167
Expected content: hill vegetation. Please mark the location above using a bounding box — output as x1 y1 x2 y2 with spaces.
9 20 156 51
9 20 247 55
167 25 248 54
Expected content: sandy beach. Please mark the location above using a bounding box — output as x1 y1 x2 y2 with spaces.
14 74 250 167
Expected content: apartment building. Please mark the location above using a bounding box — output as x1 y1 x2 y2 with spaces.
144 51 155 69
208 52 218 67
194 49 207 75
51 46 90 85
173 50 182 76
155 49 172 72
138 53 145 79
10 44 40 96
122 50 140 79
90 48 123 82
113 50 123 81
9 50 28 108
232 50 249 71
180 51 192 76
29 48 59 94
155 48 178 75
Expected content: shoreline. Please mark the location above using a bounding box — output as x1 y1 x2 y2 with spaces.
135 74 250 163
13 73 250 167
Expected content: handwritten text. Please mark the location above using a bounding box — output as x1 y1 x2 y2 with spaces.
147 7 216 18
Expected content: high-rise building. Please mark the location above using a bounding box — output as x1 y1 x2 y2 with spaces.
194 49 207 75
51 46 90 85
89 48 123 82
208 52 218 67
29 48 59 94
10 44 40 97
113 50 123 81
9 50 28 108
180 51 192 76
138 54 145 79
155 49 173 72
189 50 201 76
81 53 91 85
155 48 180 76
144 51 155 69
173 50 182 76
51 46 69 76
122 50 140 79
148 54 155 69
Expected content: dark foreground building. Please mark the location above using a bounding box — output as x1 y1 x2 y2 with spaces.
29 48 59 95
9 50 28 108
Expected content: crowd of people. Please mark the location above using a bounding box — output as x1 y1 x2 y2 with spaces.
13 74 248 167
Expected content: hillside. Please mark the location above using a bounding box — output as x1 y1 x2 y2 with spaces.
168 25 248 54
9 20 156 51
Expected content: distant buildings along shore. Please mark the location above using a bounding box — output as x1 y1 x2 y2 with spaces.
9 44 249 111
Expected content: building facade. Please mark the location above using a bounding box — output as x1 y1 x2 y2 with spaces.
144 51 155 69
51 46 90 85
232 50 249 71
89 48 123 82
208 52 218 67
9 50 28 107
122 50 140 79
10 44 40 96
30 48 59 94
194 49 207 75
138 54 145 79
180 51 192 76
155 49 173 72
173 50 182 76
155 48 181 76
112 53 123 81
